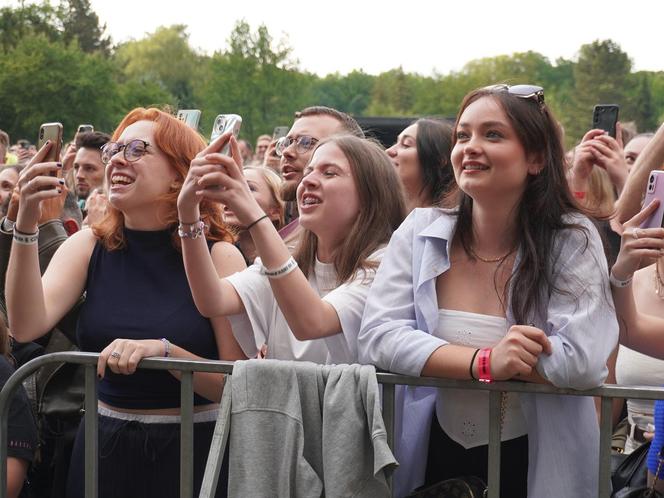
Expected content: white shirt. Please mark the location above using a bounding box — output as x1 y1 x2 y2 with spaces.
435 309 527 448
226 247 385 365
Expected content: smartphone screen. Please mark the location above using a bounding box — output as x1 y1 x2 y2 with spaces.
37 123 64 169
592 105 619 139
210 114 242 155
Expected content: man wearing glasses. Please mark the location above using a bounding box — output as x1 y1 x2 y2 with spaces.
275 106 364 238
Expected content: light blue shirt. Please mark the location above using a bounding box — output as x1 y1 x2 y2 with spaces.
359 208 619 498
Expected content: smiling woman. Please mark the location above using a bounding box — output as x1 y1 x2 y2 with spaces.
176 133 405 365
5 107 245 498
358 85 618 497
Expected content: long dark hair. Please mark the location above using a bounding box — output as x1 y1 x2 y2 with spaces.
453 87 589 324
414 118 456 207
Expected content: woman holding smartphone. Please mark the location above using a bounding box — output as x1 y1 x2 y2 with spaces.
358 85 618 497
176 133 405 365
6 108 245 498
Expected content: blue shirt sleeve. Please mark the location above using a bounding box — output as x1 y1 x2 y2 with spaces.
648 399 664 478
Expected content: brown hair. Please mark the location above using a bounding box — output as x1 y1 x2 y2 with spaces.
92 108 233 250
294 106 365 138
293 135 406 284
453 87 590 324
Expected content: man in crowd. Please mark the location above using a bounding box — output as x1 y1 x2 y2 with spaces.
276 106 364 236
0 130 18 165
0 166 19 217
254 134 272 164
73 131 110 208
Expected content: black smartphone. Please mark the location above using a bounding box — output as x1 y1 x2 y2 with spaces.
37 123 64 174
592 104 619 139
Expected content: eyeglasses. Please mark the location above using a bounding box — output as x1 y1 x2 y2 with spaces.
275 135 319 157
483 84 545 108
100 139 151 165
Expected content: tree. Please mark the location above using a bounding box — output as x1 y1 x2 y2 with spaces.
366 67 417 116
566 40 632 143
310 70 375 116
630 73 657 132
0 34 118 140
115 25 202 108
0 2 61 52
58 0 111 55
198 21 311 141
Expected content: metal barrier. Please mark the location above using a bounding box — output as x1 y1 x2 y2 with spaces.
2 352 664 498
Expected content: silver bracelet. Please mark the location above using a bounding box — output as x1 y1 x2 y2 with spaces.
178 219 205 239
1 217 15 234
609 271 633 288
260 256 298 279
13 227 39 245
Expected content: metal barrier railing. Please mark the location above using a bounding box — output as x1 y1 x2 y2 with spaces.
2 352 664 498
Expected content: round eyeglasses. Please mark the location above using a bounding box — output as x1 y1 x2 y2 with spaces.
100 139 151 165
275 135 319 157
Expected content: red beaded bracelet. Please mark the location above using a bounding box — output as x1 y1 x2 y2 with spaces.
478 348 493 383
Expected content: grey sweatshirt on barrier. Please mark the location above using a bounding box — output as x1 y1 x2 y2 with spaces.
227 360 397 498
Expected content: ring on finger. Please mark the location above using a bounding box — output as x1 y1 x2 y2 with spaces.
110 351 121 359
631 227 641 239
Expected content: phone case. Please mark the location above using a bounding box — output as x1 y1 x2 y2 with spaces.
37 123 64 163
210 114 242 155
592 105 619 139
640 171 664 229
176 110 201 130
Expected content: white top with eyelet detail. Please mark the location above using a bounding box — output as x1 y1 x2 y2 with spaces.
434 308 528 449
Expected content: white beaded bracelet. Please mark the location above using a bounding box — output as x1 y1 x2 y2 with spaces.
13 227 39 245
178 219 205 239
609 271 633 288
260 256 298 279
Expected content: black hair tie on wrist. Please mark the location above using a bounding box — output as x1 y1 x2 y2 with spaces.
246 214 269 231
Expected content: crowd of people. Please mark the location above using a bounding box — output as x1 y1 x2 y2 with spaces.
0 83 663 498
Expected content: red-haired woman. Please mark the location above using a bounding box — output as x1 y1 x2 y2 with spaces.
6 108 245 498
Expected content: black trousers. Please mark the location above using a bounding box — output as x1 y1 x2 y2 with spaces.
425 414 528 498
66 413 228 498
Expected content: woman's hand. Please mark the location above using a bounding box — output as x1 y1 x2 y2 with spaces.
192 134 264 226
97 339 166 378
612 199 664 281
15 141 63 233
585 128 628 192
490 325 552 380
84 188 108 226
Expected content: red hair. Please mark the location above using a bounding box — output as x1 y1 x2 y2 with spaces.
92 107 233 250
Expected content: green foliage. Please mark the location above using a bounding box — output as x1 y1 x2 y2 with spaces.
0 33 118 140
0 2 663 149
198 20 311 141
59 0 111 55
115 25 202 109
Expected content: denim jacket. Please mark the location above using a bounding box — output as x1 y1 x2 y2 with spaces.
359 208 619 498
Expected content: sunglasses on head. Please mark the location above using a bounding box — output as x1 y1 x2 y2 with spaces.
483 84 545 109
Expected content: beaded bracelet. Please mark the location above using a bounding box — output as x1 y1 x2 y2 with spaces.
478 348 493 383
160 338 171 357
178 219 206 239
13 227 39 245
260 256 298 279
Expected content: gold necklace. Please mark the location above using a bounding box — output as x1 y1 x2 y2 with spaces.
654 259 664 300
469 247 514 263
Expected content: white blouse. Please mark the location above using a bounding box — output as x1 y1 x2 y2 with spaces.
435 309 527 449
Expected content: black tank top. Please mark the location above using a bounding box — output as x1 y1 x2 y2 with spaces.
77 227 218 409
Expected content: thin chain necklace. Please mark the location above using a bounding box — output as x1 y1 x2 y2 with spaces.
654 258 664 299
469 246 515 263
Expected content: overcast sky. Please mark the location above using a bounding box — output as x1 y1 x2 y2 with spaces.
7 0 659 76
